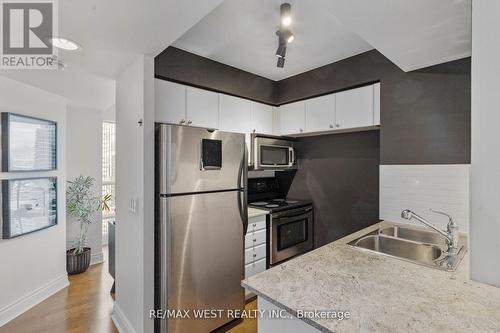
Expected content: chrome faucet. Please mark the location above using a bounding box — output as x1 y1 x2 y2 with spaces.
401 209 459 254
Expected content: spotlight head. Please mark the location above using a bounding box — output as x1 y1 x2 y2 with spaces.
277 57 285 68
276 44 287 58
280 3 292 27
282 30 294 43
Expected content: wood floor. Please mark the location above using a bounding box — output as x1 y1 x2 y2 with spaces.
1 248 118 333
1 248 257 333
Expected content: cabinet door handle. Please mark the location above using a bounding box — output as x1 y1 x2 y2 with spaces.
252 223 257 227
253 254 257 257
299 128 303 133
329 124 333 129
335 123 340 128
179 119 186 124
253 239 257 242
187 120 192 125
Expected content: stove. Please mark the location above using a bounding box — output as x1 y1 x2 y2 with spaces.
248 177 314 266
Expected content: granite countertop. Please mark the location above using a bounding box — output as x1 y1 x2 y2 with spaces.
248 207 268 218
242 221 500 333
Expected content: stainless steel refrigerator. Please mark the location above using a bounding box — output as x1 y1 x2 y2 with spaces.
155 124 248 333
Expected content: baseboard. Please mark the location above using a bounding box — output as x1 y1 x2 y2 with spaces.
112 303 137 333
0 274 69 327
90 251 104 265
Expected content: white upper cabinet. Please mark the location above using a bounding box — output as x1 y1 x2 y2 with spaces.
219 94 252 133
279 101 305 135
186 86 219 129
251 102 273 134
335 85 374 130
155 79 186 125
305 94 335 132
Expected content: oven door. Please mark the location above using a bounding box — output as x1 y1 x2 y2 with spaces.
270 206 313 265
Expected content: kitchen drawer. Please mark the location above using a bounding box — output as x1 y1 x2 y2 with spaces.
245 258 266 278
245 229 266 249
248 216 266 232
245 244 266 264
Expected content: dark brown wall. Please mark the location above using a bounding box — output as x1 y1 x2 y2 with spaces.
155 47 277 105
155 48 470 246
276 130 380 248
277 50 471 164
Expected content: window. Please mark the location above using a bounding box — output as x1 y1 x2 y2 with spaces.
102 122 116 244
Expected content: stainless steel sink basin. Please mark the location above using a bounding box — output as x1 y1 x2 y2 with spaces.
355 234 442 263
379 226 447 248
348 224 466 271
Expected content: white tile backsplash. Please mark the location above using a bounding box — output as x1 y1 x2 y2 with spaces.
380 165 470 232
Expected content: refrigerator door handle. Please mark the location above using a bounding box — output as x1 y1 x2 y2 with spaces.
237 146 248 234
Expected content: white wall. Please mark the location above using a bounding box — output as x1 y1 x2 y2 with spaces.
0 75 68 326
112 55 154 333
380 165 470 231
470 0 500 287
103 104 116 122
66 106 103 265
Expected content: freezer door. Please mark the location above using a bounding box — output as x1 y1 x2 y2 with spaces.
157 124 246 194
159 191 245 333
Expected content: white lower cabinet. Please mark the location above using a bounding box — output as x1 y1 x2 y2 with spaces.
245 244 266 263
244 214 268 300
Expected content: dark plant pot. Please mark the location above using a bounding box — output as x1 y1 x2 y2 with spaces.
66 247 91 275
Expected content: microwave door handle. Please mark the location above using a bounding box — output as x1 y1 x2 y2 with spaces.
289 147 295 167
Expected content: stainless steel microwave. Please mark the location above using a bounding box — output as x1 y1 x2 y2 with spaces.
251 133 297 170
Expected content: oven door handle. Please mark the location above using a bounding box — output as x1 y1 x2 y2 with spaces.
275 211 311 222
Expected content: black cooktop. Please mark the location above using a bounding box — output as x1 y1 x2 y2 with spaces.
249 198 311 212
248 177 311 212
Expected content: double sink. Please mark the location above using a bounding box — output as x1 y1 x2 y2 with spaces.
348 224 466 271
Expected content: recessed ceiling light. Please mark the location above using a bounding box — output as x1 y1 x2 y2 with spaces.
48 37 82 51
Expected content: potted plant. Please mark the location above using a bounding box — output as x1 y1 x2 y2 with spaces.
66 175 111 275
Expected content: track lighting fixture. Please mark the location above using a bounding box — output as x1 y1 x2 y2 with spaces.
275 3 294 68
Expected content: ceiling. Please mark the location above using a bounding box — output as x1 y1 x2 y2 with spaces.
172 0 374 80
0 0 472 108
0 67 115 110
173 0 472 80
1 0 224 109
325 0 472 72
